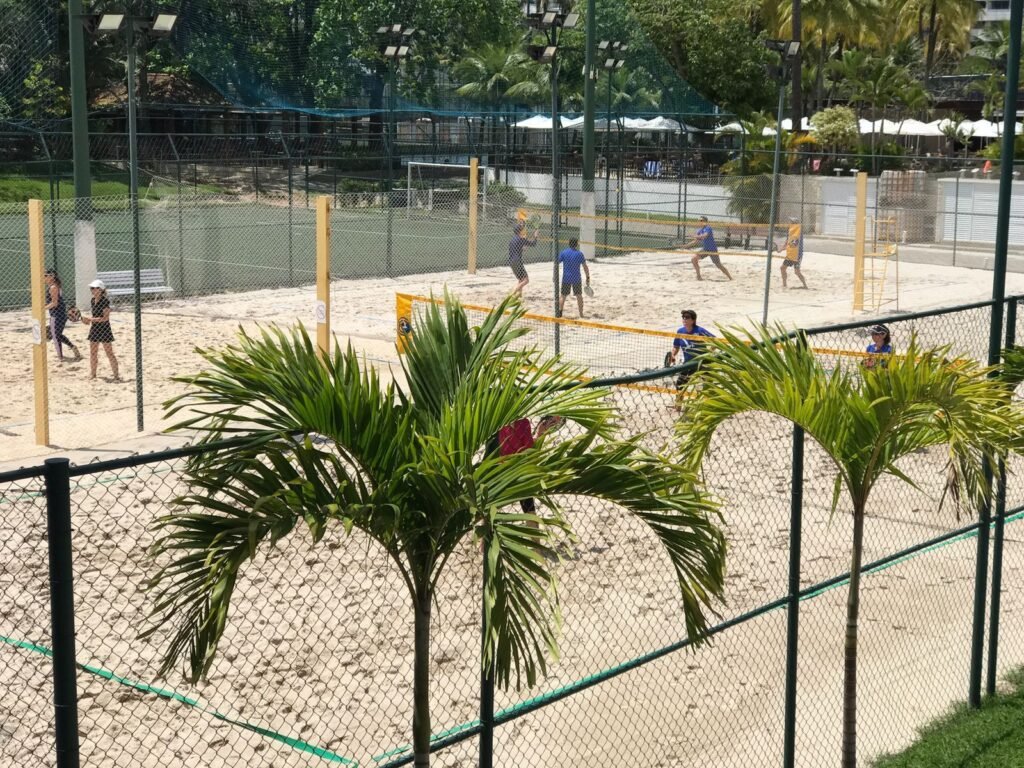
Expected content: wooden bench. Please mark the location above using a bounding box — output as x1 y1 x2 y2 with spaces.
98 268 174 298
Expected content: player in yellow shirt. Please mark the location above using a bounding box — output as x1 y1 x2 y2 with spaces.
780 217 808 289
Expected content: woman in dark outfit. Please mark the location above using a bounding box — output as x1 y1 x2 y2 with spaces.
44 269 81 362
80 279 120 381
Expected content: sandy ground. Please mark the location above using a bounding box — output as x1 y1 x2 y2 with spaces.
3 248 1024 767
3 246 1022 463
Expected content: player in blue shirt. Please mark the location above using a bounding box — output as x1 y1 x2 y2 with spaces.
508 221 539 297
668 309 715 405
557 237 591 317
681 216 732 282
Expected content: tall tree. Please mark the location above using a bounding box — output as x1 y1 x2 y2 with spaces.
891 0 978 81
677 326 1024 768
632 0 775 115
144 295 727 768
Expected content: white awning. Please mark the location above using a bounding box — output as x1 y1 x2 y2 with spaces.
513 114 581 129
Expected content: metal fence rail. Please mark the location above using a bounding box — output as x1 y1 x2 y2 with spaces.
2 296 1022 767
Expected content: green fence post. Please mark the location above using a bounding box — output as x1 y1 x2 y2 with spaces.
44 457 80 768
782 423 804 767
986 298 1017 695
974 0 1022 706
168 134 185 295
479 464 495 768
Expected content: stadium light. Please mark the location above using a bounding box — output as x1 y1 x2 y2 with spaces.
96 13 125 32
378 23 418 277
85 7 181 431
150 13 178 35
521 0 579 337
598 40 627 260
760 39 800 327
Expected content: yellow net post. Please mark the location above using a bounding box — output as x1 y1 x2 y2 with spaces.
468 158 479 274
852 171 868 312
316 195 331 357
29 199 50 446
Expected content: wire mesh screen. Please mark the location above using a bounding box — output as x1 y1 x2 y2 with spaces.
0 469 53 767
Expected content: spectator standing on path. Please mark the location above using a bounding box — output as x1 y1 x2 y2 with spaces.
508 221 539 297
780 217 809 289
682 216 732 282
558 237 591 318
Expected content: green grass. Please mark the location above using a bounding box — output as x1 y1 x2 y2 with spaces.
873 669 1024 767
0 175 223 204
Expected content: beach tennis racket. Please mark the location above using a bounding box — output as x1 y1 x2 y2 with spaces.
663 350 675 369
67 306 82 322
584 282 594 298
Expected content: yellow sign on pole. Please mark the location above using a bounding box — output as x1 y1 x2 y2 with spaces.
468 157 479 274
29 199 50 446
316 195 331 358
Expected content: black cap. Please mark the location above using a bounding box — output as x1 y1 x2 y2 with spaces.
869 324 889 335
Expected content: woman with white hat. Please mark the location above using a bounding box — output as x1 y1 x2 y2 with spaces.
80 279 120 381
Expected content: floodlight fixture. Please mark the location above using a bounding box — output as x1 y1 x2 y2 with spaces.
96 13 125 32
384 45 399 57
397 45 410 58
562 12 579 28
150 14 178 35
598 40 609 50
615 59 625 69
785 40 801 58
528 44 557 63
541 11 557 25
377 25 389 34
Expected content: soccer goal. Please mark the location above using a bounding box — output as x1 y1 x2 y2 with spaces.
405 160 490 219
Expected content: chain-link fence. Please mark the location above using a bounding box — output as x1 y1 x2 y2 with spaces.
3 296 1023 767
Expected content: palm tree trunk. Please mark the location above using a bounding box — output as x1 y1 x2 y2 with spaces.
925 1 939 81
842 505 866 768
413 591 432 767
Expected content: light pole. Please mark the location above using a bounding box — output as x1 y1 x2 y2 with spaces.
522 0 578 340
760 39 800 327
89 8 178 433
598 41 626 259
378 24 415 279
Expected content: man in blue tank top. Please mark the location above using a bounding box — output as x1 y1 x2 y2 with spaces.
557 237 590 317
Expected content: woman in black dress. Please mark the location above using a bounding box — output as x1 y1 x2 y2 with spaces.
44 269 81 362
81 279 120 381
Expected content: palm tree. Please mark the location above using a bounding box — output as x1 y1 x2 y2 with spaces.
763 0 881 112
891 0 978 81
720 113 816 222
453 43 534 107
453 43 539 159
143 295 727 768
676 326 1024 768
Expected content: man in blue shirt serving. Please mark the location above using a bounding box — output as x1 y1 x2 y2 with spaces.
681 216 732 282
558 237 591 318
